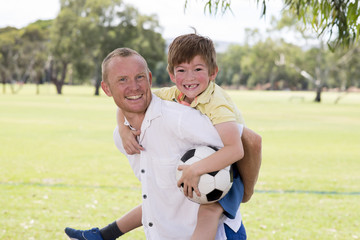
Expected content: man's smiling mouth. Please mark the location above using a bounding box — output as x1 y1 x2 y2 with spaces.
126 94 143 100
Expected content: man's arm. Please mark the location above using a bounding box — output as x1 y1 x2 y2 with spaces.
237 127 262 203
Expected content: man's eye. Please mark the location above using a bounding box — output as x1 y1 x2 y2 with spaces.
119 78 126 82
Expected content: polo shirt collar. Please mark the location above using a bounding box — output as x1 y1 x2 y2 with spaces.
172 81 216 108
190 81 215 108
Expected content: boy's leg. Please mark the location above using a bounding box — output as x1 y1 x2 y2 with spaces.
113 204 142 234
191 202 223 240
237 127 262 203
65 205 142 240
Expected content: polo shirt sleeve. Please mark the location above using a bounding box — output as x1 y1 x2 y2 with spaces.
154 87 176 101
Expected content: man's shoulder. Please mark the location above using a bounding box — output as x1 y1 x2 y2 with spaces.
152 94 211 124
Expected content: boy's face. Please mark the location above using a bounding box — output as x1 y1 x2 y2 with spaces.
169 55 218 103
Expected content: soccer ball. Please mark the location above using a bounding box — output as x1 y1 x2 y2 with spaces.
176 146 233 204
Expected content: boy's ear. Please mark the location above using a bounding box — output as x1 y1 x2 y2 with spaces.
210 67 219 81
169 72 176 84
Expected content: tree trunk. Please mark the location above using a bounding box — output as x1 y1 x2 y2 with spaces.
94 60 101 96
94 78 101 96
1 73 5 94
50 61 68 95
314 86 321 102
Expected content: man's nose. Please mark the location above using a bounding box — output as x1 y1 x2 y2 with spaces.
128 79 140 90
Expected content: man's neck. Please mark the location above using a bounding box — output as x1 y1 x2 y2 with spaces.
124 112 145 131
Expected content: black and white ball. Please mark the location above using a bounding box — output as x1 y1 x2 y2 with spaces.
176 146 233 204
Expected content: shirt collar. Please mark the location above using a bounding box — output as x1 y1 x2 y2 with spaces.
172 81 215 107
190 81 215 108
142 94 162 126
123 93 162 131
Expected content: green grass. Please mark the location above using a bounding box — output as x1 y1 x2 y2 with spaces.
1 84 359 239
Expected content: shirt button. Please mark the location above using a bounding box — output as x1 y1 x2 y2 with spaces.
143 194 147 199
149 222 153 227
141 169 145 173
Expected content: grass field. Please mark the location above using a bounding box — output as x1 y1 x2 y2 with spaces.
1 84 359 239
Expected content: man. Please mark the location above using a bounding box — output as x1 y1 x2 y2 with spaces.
65 48 261 240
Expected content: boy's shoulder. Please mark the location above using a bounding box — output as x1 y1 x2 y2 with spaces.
154 86 179 101
195 82 234 107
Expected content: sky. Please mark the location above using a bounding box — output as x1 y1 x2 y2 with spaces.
0 0 285 44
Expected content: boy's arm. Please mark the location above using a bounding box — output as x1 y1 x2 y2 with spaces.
178 121 244 197
238 127 262 203
117 108 144 154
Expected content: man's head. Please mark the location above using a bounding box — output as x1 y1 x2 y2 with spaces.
167 33 218 76
101 48 152 116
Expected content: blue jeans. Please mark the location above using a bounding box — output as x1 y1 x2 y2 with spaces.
224 222 247 240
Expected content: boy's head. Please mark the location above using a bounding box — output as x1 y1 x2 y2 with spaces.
167 33 218 76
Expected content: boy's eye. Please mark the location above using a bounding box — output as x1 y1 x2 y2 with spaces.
195 68 203 72
176 69 185 73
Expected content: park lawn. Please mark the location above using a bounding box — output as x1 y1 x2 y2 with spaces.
0 84 359 239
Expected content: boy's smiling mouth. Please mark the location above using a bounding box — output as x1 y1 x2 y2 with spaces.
184 84 198 89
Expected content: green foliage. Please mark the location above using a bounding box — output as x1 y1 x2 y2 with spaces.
1 85 359 239
49 0 165 94
0 21 50 90
195 0 360 49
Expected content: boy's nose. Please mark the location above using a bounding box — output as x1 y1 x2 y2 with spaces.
186 70 195 80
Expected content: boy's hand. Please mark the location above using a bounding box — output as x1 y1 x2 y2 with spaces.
177 164 201 198
119 128 143 155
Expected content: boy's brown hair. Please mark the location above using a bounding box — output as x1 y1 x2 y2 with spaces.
167 33 218 76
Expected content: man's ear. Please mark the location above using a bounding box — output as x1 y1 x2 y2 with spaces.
148 71 153 86
101 81 112 97
210 67 219 81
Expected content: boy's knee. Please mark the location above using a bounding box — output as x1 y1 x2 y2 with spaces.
198 202 223 218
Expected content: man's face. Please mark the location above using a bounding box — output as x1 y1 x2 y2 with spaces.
101 55 152 116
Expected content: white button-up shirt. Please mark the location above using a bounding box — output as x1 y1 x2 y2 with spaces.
114 94 242 240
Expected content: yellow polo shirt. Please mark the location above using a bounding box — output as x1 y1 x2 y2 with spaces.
154 81 245 125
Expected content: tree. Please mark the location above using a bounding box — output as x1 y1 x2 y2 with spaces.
49 0 165 95
186 0 360 49
0 21 50 94
272 9 360 102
